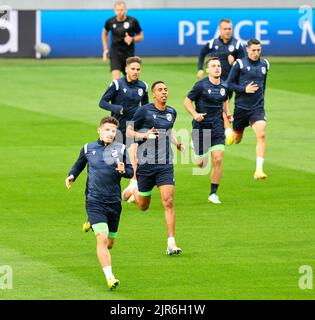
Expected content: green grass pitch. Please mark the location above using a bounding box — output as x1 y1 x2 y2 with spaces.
0 57 315 300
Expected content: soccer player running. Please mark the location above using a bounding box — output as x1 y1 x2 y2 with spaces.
65 117 133 290
102 1 143 80
227 39 269 180
99 56 148 203
126 81 185 255
184 57 233 204
197 18 245 145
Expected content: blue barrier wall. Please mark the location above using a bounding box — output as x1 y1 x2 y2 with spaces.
41 9 315 57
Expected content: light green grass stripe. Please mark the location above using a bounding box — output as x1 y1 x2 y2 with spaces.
0 246 128 300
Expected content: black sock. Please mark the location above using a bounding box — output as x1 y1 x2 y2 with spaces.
210 183 219 195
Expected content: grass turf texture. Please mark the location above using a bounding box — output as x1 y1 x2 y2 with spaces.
0 57 315 300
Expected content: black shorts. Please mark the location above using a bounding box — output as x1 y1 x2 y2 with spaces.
85 199 121 233
109 51 133 73
233 108 266 133
191 118 225 157
137 164 174 196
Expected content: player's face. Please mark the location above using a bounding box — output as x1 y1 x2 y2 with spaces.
125 62 141 82
206 60 222 79
220 22 233 41
98 123 118 144
114 4 127 20
152 83 168 104
247 44 262 61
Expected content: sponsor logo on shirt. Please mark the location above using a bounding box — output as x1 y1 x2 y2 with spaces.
111 150 118 158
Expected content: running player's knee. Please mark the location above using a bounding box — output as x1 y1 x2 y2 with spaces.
234 134 242 144
257 131 265 140
138 202 149 211
163 196 174 210
97 233 108 247
213 155 223 166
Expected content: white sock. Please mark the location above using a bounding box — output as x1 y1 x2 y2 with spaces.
225 128 232 137
256 157 264 170
103 266 114 281
167 237 175 248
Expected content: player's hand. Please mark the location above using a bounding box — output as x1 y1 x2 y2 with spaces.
227 114 234 123
176 143 185 153
116 161 125 174
228 54 235 65
120 107 124 115
197 70 204 79
194 113 207 122
124 33 134 46
65 175 74 189
102 51 108 63
145 127 159 139
245 82 259 94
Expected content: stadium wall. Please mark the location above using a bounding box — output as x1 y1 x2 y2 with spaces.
1 5 315 57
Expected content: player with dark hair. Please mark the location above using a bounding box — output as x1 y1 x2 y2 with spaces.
185 57 232 204
126 81 185 255
227 38 270 180
102 1 143 79
197 18 245 145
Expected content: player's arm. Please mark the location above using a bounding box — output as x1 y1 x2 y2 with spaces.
126 108 158 140
197 44 211 79
66 147 87 189
102 28 109 63
184 87 206 122
99 81 123 114
141 85 149 105
223 98 233 123
227 60 256 94
117 147 134 178
171 129 185 153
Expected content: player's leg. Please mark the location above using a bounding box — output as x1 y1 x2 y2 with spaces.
93 225 119 290
191 126 211 168
208 146 224 204
87 201 119 290
109 54 123 80
233 107 249 144
122 143 138 202
251 118 267 179
159 185 182 255
157 166 181 255
134 174 154 210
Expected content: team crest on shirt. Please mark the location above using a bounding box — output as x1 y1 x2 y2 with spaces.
123 88 127 93
208 89 211 94
220 88 226 96
113 24 116 28
166 113 172 122
138 88 143 96
228 45 235 52
123 21 130 29
111 150 118 158
261 67 266 74
215 45 219 50
247 66 251 71
92 150 96 155
153 114 157 119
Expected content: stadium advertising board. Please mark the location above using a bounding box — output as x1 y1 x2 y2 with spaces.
0 7 38 57
40 7 315 57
